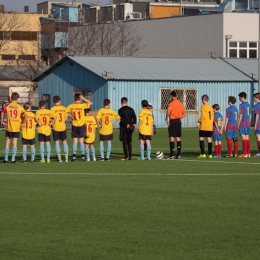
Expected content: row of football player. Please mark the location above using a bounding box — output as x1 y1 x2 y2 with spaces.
1 93 155 163
196 92 260 159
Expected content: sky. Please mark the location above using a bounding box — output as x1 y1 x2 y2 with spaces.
0 0 110 12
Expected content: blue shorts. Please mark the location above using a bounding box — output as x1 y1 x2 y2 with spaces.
22 138 35 145
6 131 20 139
139 134 152 140
71 125 86 138
254 129 260 135
38 133 51 142
100 134 113 141
53 130 67 141
226 131 237 139
240 127 251 135
213 134 222 141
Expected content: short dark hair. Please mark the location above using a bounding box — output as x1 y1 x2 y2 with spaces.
39 100 46 107
212 104 220 111
53 95 61 104
104 99 110 106
170 91 176 97
74 93 81 101
238 92 247 99
141 100 148 108
85 108 91 114
24 102 31 110
228 96 236 104
253 93 260 100
202 94 209 101
11 92 19 101
121 97 127 104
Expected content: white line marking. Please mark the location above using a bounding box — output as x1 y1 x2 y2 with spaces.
0 172 260 176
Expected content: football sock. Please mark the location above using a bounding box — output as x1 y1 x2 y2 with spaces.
11 147 17 161
140 145 144 159
242 140 247 155
22 147 27 160
85 147 89 159
40 144 44 160
177 141 181 156
63 143 69 160
219 144 222 156
147 145 151 159
4 148 9 161
208 142 212 155
234 140 239 155
91 147 95 159
247 140 250 155
46 144 51 160
127 142 132 159
73 142 77 155
123 142 128 158
100 142 104 158
227 138 232 155
199 140 205 154
107 142 111 159
55 143 61 156
80 143 85 156
31 147 35 161
170 142 174 156
258 141 260 153
214 144 218 155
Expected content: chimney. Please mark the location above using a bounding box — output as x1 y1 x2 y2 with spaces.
24 6 29 12
0 5 4 13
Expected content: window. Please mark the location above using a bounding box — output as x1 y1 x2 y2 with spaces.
160 88 198 111
2 54 16 60
18 55 35 60
73 88 92 101
42 94 51 109
0 31 37 41
229 41 258 58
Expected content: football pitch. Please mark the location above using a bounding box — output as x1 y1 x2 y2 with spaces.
0 128 259 259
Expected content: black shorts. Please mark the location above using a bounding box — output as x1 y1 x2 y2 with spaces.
139 134 152 141
199 130 213 138
100 134 113 141
53 130 67 141
22 138 35 145
38 133 51 142
168 119 182 137
120 127 132 143
6 131 20 139
71 125 86 138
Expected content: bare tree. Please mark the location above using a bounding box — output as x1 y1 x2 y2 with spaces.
68 22 145 57
0 13 28 52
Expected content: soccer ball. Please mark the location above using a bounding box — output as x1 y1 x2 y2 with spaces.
155 151 164 160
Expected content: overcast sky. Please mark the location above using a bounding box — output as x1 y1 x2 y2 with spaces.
1 0 110 12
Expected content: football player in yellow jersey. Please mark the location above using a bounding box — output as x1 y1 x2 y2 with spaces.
21 102 37 163
136 100 154 160
197 94 214 159
50 96 69 162
67 93 92 162
96 99 120 161
1 92 26 163
84 109 97 161
35 100 53 163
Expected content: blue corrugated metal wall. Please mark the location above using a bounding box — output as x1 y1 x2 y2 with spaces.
38 60 108 109
107 80 257 127
37 60 257 127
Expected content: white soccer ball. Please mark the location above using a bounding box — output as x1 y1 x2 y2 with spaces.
155 151 164 160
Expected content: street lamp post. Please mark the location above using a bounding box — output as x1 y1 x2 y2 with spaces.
225 35 232 58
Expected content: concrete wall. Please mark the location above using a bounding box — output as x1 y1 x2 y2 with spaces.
133 13 224 58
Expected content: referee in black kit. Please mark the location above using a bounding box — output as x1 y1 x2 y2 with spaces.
118 97 137 161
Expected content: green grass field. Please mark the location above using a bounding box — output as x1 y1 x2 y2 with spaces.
0 128 259 259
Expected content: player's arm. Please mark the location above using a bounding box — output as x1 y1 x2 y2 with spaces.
181 104 186 119
80 95 93 105
35 116 42 126
20 112 28 129
112 114 120 125
254 108 259 130
198 106 204 123
1 109 6 126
